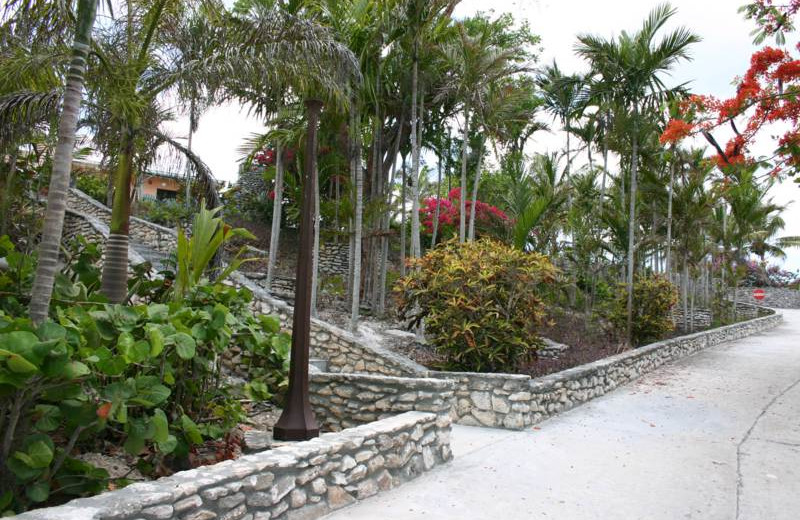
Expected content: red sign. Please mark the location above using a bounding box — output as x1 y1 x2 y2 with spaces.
753 288 766 301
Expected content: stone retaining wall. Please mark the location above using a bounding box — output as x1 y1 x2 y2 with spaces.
62 209 147 267
14 411 452 520
671 307 713 329
427 307 781 430
68 188 178 252
670 302 766 331
63 210 108 245
734 287 800 309
319 243 349 276
229 272 427 378
310 372 456 431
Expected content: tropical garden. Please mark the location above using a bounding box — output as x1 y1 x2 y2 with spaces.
0 0 799 514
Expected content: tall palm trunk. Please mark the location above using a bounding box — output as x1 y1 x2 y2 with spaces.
100 125 135 303
625 106 639 345
378 114 404 315
599 112 610 214
29 0 98 324
400 154 407 277
459 103 470 243
431 150 442 248
346 113 356 303
409 55 422 260
565 122 571 178
467 140 484 242
349 104 364 332
266 143 284 293
681 252 689 331
665 150 675 281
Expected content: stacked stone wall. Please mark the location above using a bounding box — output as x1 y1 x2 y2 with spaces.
228 272 427 378
733 287 800 309
14 411 451 520
68 188 178 252
309 372 455 431
318 242 349 276
62 209 147 267
426 306 781 430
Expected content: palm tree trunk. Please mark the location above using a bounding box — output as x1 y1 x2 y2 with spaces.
29 0 98 324
599 112 610 214
459 104 471 243
682 253 689 331
349 104 364 332
625 106 639 345
377 158 396 316
266 143 284 293
346 115 356 303
665 149 675 280
400 154 407 277
689 276 696 332
100 125 135 303
378 115 404 315
409 57 422 259
467 142 484 242
431 150 443 248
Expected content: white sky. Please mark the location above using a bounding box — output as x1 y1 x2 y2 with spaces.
163 0 800 271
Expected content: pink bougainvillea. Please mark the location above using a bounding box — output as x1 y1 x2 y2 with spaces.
420 187 510 239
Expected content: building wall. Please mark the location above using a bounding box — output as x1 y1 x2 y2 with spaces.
139 175 182 199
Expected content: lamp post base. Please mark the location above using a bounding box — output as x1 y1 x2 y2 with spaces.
272 403 320 441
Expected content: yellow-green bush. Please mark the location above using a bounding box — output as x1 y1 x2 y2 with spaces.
395 239 557 373
610 275 678 347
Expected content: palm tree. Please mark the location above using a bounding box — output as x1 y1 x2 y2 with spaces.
401 0 458 257
576 3 700 344
511 153 569 252
536 62 586 179
438 18 530 243
468 79 542 242
670 154 715 329
93 0 229 302
24 0 98 324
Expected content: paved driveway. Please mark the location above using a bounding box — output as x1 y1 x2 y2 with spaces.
323 310 800 520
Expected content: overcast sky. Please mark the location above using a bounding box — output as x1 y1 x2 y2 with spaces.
163 0 800 272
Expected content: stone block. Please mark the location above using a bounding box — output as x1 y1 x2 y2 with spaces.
289 488 307 508
469 391 492 410
327 486 356 510
174 495 203 513
491 395 510 413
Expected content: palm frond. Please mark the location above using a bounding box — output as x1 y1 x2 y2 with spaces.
0 89 61 147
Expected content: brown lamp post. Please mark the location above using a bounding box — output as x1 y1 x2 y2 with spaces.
273 99 323 441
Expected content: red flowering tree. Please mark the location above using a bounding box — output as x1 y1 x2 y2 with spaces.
661 5 800 184
420 188 511 242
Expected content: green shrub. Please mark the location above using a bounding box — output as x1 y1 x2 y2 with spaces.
609 275 678 347
395 239 557 373
74 173 107 203
0 236 288 514
136 199 193 228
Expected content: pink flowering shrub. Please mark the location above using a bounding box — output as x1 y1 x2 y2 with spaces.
420 188 510 241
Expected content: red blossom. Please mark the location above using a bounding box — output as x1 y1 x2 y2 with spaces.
661 43 800 178
419 190 509 238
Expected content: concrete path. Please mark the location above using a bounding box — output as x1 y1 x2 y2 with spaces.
323 310 800 520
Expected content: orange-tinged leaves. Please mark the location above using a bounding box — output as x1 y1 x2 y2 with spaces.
97 402 112 419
